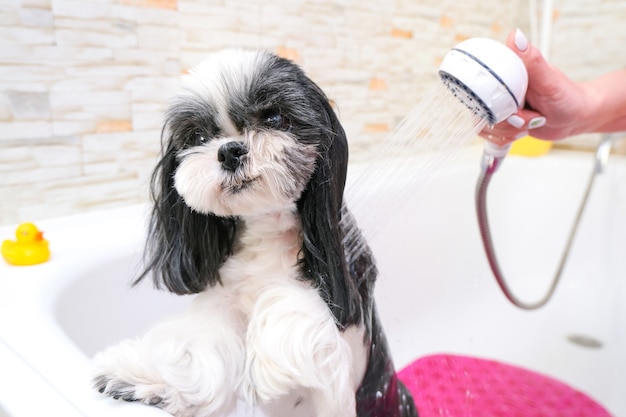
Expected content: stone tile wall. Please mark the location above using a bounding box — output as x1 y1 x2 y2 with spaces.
0 0 623 225
548 0 626 152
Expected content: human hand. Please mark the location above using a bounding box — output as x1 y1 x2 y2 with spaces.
480 29 591 144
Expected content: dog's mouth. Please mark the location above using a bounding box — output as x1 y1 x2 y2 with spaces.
220 175 260 193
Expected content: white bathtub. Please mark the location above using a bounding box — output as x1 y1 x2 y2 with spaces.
1 146 625 416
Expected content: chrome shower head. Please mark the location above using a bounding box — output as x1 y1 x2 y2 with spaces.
439 38 528 125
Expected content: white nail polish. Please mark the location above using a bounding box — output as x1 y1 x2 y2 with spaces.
515 131 529 140
506 115 525 128
514 28 529 52
528 116 547 129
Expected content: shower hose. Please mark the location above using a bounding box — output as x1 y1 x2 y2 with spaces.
475 134 622 310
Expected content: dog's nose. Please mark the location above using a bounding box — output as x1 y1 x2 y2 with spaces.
217 142 247 171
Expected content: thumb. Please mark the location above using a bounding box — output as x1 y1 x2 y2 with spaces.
506 29 557 97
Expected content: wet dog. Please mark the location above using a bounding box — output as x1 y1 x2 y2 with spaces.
93 49 417 417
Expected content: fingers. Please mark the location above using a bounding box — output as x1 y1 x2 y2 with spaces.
480 107 547 144
508 108 546 130
480 128 527 145
478 28 555 146
506 29 559 97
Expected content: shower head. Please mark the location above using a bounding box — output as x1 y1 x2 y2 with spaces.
439 38 528 125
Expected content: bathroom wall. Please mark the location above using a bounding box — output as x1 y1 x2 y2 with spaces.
549 0 626 151
0 0 623 225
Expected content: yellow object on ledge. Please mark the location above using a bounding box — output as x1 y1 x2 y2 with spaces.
2 222 50 266
510 135 553 157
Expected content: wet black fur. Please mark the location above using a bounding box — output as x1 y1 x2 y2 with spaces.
135 53 361 327
134 52 417 416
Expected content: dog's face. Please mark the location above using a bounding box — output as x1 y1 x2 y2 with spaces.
166 50 338 217
130 50 408 417
141 50 363 328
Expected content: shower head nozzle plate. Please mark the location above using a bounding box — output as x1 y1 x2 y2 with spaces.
438 38 528 125
439 71 495 125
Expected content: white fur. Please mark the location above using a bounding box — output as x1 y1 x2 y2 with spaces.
93 209 367 417
93 50 369 417
181 49 261 136
174 131 316 217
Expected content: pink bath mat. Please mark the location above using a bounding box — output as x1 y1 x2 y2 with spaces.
398 354 612 417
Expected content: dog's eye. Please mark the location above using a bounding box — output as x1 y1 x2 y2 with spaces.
194 132 208 144
263 111 292 131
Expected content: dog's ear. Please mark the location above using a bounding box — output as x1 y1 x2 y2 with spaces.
134 130 237 294
297 91 362 328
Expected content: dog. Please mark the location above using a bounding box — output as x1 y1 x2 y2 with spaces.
92 49 417 417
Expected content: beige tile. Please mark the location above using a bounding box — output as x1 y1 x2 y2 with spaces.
1 0 625 225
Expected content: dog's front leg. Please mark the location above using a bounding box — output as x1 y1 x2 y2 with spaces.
93 291 245 417
242 284 357 417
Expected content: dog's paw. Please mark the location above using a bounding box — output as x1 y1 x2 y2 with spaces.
242 353 290 405
92 339 239 417
92 369 201 416
91 341 183 414
92 374 164 406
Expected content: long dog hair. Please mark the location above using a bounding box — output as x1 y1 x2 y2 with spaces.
93 49 417 417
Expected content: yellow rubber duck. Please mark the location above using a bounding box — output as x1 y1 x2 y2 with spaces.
2 222 51 266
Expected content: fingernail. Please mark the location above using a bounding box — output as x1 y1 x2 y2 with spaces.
528 116 547 129
514 28 529 52
515 131 529 140
506 115 525 128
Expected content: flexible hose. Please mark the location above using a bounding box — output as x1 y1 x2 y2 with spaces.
475 156 597 310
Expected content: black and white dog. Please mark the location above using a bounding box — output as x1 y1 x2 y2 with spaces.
93 49 417 417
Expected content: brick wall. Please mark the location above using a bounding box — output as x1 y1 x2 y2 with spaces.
549 0 626 151
0 0 623 224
